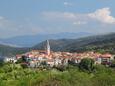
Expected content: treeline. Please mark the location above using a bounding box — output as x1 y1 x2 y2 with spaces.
0 58 115 86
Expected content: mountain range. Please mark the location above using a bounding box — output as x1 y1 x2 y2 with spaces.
0 32 93 47
1 32 115 56
32 32 115 54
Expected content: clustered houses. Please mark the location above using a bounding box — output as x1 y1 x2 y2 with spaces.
15 51 114 67
16 51 70 67
16 40 70 67
70 52 114 65
15 40 114 67
4 56 17 63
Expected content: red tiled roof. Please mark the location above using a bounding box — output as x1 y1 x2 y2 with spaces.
101 54 112 58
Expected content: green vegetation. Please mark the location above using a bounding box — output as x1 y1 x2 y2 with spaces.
0 44 30 56
0 61 115 86
79 58 95 72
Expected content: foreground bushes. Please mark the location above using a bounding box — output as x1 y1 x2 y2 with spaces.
79 58 95 72
0 63 115 86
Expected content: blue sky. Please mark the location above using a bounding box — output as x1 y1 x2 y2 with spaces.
0 0 115 38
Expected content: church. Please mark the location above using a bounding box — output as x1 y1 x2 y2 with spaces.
17 40 69 68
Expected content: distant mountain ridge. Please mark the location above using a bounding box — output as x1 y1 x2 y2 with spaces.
1 32 115 56
0 44 29 56
0 32 93 47
32 33 115 54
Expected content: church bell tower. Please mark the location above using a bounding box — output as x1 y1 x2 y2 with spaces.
46 40 50 56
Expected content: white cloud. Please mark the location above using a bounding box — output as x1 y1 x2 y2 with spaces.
42 12 76 20
42 12 88 25
0 16 15 29
0 16 44 38
42 7 115 25
73 21 87 25
88 8 115 24
0 16 4 20
0 16 7 27
64 2 72 6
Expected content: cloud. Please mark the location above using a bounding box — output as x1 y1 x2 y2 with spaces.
42 12 76 20
0 16 44 38
0 16 9 28
73 21 87 25
42 7 115 25
0 16 4 20
0 16 17 30
88 8 115 24
18 22 44 35
64 2 72 6
42 12 87 25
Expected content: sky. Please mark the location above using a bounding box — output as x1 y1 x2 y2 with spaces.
0 0 115 38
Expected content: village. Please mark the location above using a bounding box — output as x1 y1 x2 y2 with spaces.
4 40 115 68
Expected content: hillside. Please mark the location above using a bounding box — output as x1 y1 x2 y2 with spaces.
33 33 115 54
32 39 75 51
0 32 92 47
1 32 115 56
0 44 29 56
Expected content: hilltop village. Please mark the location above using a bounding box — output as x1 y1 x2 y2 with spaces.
4 40 115 67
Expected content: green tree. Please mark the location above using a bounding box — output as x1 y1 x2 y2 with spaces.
16 55 27 64
79 58 95 72
110 60 115 67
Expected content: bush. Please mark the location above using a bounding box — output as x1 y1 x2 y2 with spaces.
110 60 115 67
21 63 28 69
55 65 67 71
79 58 95 72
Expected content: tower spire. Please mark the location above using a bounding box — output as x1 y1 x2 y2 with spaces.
46 40 50 55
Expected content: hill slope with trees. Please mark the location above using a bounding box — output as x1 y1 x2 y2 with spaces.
33 33 115 54
1 33 115 56
0 44 29 56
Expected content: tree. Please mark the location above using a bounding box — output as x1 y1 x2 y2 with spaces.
79 58 95 72
110 60 115 67
16 55 27 64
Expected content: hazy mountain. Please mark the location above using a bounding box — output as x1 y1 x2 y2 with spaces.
1 32 115 56
0 32 93 47
0 44 29 56
32 33 115 54
32 39 75 51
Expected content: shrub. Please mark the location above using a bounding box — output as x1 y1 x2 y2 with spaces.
79 58 95 72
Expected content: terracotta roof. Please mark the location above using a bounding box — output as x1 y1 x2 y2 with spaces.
100 54 112 58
